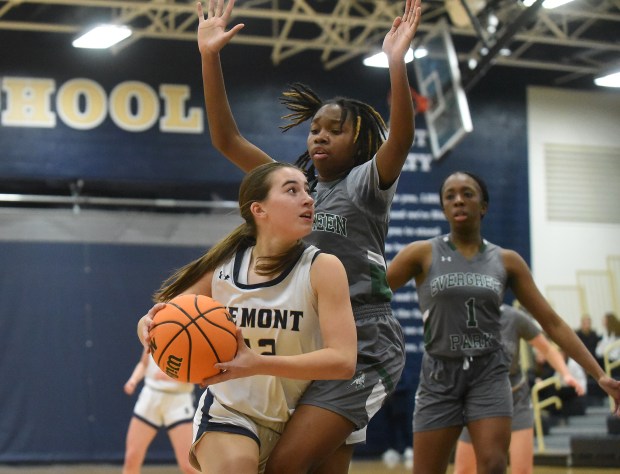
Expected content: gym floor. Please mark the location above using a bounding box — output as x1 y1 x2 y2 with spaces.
0 462 617 473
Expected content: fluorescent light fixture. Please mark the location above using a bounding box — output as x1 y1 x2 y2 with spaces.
522 0 575 9
594 71 620 88
414 47 428 59
363 48 414 68
73 25 132 49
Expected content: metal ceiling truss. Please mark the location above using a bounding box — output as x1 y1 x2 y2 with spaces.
0 0 619 85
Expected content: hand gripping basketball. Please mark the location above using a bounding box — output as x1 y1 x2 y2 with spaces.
149 294 238 383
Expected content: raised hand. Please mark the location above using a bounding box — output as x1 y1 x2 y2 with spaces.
382 0 422 62
196 0 245 56
599 375 620 417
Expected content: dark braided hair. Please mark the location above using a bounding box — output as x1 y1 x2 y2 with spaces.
279 82 387 187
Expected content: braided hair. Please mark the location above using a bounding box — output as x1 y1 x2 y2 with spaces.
279 82 387 187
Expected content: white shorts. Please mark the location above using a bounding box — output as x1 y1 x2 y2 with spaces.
190 388 285 473
133 385 195 429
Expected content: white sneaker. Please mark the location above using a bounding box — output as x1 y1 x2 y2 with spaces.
382 448 401 469
403 447 414 469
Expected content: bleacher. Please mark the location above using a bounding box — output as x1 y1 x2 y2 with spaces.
532 340 620 468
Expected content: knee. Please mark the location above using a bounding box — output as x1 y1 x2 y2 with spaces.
122 451 142 473
267 444 336 474
477 452 507 474
265 453 317 474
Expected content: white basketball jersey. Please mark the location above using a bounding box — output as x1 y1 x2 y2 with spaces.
209 244 322 423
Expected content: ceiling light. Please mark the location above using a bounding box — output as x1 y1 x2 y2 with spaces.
522 0 575 9
72 25 132 49
487 13 499 34
363 48 414 68
414 47 428 59
594 70 620 88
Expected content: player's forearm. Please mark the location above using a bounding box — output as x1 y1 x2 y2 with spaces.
200 52 244 156
127 363 146 384
387 59 415 151
255 348 356 380
544 346 571 380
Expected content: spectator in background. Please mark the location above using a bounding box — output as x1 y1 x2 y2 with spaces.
575 315 601 361
597 311 620 364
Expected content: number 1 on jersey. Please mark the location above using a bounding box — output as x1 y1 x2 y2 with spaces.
465 298 478 328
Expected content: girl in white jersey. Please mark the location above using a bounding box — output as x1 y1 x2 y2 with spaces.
138 161 357 474
122 347 198 474
387 171 620 474
194 1 422 471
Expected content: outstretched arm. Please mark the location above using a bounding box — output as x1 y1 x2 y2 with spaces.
123 348 149 395
197 0 273 172
529 334 585 396
386 239 431 291
376 0 422 187
505 250 620 414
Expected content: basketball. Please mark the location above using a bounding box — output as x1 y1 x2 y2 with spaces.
149 294 238 383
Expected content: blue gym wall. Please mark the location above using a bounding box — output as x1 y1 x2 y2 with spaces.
0 31 531 462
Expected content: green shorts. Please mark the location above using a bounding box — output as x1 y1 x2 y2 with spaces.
414 349 512 432
458 378 533 443
299 303 406 439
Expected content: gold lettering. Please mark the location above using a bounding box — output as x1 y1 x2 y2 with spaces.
1 77 56 127
159 84 203 133
1 76 206 134
56 78 107 130
109 81 159 132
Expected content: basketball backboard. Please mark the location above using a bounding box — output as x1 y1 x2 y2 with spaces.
413 20 473 160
